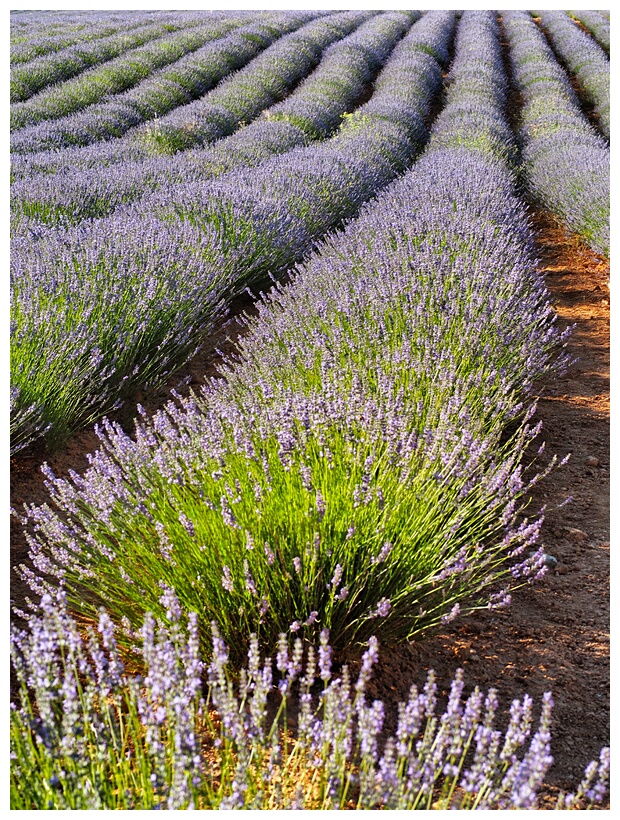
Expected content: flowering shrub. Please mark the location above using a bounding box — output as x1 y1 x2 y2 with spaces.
10 592 609 810
534 10 609 139
11 12 358 153
567 10 610 55
8 11 412 189
502 11 609 257
11 12 452 453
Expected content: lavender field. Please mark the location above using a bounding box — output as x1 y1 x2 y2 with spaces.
10 10 610 810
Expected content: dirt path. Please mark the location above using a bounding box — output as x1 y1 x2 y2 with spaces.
10 210 610 801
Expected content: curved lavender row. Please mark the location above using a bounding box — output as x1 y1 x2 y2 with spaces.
10 14 303 136
20 13 567 658
11 11 178 65
10 593 609 809
10 12 454 452
568 10 610 55
11 12 411 226
10 13 351 156
423 12 517 167
502 11 609 256
262 11 415 140
9 11 408 183
131 10 404 156
127 11 376 156
533 10 610 138
10 9 149 34
11 14 226 103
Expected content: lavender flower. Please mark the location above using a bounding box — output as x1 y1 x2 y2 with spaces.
441 603 460 624
10 597 609 809
370 598 391 619
221 565 234 594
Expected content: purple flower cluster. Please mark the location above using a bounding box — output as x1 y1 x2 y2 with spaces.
11 590 205 809
11 13 220 102
265 12 414 141
10 12 410 225
568 10 610 54
534 10 609 138
502 11 609 257
11 213 230 449
11 12 321 152
11 599 608 809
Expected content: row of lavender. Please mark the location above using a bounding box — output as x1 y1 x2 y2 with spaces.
11 12 610 807
568 9 610 54
10 10 197 65
503 11 609 256
20 11 566 662
10 12 412 224
10 12 319 139
10 11 448 453
11 590 609 809
11 12 234 102
534 9 610 138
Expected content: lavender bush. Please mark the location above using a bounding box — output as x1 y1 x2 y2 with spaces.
10 591 609 810
503 11 609 257
568 10 610 54
11 12 452 452
9 214 234 452
19 14 569 659
11 12 411 226
7 10 412 181
533 10 610 138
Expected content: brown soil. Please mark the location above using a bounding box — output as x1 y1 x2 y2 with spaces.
10 210 610 805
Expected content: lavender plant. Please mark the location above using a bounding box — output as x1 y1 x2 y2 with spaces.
19 14 569 659
568 10 610 54
502 11 609 257
11 12 412 226
533 10 610 138
10 215 231 450
261 11 415 141
10 14 225 102
11 12 452 452
10 591 610 810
